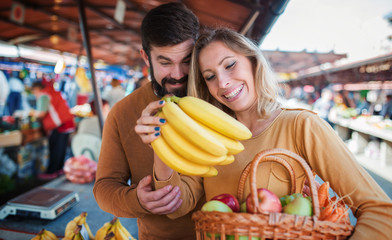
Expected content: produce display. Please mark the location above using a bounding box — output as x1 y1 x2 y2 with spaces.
63 156 97 184
64 212 95 240
31 229 58 240
151 96 252 177
95 217 136 240
30 212 136 240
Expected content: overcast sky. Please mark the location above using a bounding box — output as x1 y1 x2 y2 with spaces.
261 0 392 63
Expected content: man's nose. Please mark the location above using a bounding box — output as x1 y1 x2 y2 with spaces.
171 64 187 80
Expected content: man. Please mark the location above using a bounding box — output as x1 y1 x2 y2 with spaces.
380 93 392 120
93 3 203 239
31 81 75 179
102 78 126 108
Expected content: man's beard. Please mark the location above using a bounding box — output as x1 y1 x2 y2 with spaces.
149 62 188 98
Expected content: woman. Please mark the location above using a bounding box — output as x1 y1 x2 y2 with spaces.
136 28 392 239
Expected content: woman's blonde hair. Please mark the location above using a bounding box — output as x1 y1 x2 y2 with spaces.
188 28 281 119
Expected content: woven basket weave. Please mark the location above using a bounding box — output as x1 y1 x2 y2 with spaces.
192 148 354 240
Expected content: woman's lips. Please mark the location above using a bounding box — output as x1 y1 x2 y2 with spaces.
223 84 244 100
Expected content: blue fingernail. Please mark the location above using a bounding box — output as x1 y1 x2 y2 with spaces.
159 100 164 105
154 127 160 131
154 132 160 136
159 118 166 123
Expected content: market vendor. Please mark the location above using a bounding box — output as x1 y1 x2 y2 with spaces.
31 81 75 179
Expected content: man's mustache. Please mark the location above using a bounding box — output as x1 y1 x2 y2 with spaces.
162 76 188 85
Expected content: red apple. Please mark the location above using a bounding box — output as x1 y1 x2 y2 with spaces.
246 188 282 213
211 193 240 212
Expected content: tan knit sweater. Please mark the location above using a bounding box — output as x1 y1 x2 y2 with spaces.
155 108 392 239
93 82 205 240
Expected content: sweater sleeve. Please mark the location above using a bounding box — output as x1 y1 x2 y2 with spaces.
154 171 205 219
295 111 392 239
93 110 151 218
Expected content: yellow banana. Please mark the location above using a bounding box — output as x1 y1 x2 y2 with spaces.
151 136 211 176
31 229 58 240
104 232 115 240
197 121 244 155
95 217 117 240
172 96 252 140
117 220 137 240
43 230 58 240
159 113 226 165
65 212 94 240
200 166 218 177
162 100 227 157
218 155 235 165
63 225 82 240
113 220 130 240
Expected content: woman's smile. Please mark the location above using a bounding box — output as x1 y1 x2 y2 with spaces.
223 84 244 101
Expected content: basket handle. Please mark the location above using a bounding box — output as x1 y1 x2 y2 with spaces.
239 148 320 218
238 155 297 200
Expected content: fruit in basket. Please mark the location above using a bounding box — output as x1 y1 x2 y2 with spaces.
201 200 233 239
64 212 95 240
211 193 240 212
201 200 233 213
31 229 58 240
280 193 302 207
240 201 247 212
95 217 137 240
246 188 282 213
283 195 313 216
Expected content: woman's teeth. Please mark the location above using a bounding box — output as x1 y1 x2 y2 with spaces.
224 84 243 99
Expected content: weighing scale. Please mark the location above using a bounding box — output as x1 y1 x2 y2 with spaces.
0 186 79 220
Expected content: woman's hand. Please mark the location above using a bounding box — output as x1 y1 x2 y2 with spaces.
135 100 166 145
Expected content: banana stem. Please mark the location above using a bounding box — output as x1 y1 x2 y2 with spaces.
162 96 172 102
170 95 181 103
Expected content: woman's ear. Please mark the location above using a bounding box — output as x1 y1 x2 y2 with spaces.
140 49 150 67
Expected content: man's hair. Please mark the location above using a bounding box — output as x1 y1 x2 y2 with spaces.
141 2 199 55
32 81 45 89
90 99 109 115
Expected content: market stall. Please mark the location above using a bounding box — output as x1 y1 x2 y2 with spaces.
0 175 138 239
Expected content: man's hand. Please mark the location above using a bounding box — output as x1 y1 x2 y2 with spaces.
135 100 166 145
136 175 182 215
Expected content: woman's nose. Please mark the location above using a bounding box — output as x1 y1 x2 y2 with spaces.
218 74 230 88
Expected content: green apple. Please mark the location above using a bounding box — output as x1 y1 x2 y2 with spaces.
280 193 302 207
283 195 312 216
202 200 232 239
240 201 247 213
201 200 233 212
226 235 260 240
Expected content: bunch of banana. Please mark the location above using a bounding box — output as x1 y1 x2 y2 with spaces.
31 229 58 240
63 225 84 240
95 217 136 240
64 212 95 240
151 96 252 177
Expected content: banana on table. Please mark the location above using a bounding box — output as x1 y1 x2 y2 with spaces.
151 96 252 177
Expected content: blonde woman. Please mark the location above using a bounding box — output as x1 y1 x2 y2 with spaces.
140 28 392 239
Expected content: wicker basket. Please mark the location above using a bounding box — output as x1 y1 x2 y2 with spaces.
192 148 354 240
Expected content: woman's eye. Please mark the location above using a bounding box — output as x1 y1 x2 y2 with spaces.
226 61 236 69
205 74 215 81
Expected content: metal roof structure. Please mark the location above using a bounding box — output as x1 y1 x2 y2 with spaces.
0 0 290 67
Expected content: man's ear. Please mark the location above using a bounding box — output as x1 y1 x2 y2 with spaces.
140 49 150 67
